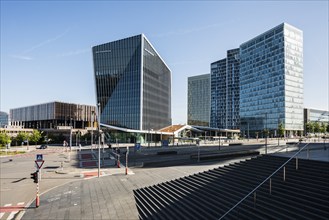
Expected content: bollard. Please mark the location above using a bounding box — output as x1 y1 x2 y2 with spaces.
117 155 120 168
296 156 298 170
269 178 272 195
36 193 39 208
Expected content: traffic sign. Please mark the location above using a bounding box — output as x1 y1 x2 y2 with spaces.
35 160 44 169
36 154 43 161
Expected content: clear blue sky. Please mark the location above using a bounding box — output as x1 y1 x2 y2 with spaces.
1 1 328 124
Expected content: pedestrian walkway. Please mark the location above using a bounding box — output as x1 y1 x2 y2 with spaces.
21 157 246 220
0 202 25 220
20 143 328 220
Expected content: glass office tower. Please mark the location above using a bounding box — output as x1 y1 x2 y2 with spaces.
187 74 210 126
93 34 171 131
210 48 240 129
239 23 303 136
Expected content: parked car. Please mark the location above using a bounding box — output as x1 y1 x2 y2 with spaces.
37 145 48 149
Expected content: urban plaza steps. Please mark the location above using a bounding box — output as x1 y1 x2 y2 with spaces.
133 155 329 220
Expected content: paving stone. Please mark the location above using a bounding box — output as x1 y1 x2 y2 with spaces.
23 147 278 219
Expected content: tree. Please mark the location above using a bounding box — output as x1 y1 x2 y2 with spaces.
305 122 314 134
320 123 327 134
263 129 269 138
29 130 42 145
278 122 285 138
15 132 29 145
314 122 321 133
0 133 11 148
327 123 329 133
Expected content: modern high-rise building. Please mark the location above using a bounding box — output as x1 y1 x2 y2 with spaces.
187 74 210 126
92 34 171 131
239 23 303 136
210 48 240 129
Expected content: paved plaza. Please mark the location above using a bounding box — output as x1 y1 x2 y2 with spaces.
6 141 328 220
21 157 246 220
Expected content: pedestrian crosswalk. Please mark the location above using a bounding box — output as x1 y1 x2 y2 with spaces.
0 202 25 220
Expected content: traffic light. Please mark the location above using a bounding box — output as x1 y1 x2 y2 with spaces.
30 171 38 183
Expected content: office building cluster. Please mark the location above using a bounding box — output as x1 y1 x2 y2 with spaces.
4 22 327 139
188 23 305 137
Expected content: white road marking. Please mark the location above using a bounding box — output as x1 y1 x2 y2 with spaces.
0 213 4 219
3 204 11 207
47 197 60 203
63 191 72 195
7 211 18 220
17 202 24 206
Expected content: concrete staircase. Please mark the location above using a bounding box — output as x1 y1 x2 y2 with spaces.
133 155 329 219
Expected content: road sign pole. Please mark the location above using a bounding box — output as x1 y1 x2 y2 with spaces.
36 172 40 208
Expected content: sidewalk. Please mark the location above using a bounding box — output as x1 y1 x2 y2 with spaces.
20 155 251 220
20 143 329 220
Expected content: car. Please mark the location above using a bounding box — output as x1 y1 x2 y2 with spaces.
37 145 48 149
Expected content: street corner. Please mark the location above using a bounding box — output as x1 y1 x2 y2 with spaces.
106 167 135 176
80 170 111 179
55 169 71 174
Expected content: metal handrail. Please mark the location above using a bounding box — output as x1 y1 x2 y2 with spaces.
219 142 311 220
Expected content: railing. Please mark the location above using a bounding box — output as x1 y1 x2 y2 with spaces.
219 142 311 220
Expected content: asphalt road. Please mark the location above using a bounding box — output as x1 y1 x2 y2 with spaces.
0 146 82 220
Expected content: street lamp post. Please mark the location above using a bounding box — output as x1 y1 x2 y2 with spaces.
97 103 101 178
125 146 129 175
155 131 157 147
277 119 280 147
91 111 94 151
198 142 200 163
151 129 153 147
247 122 250 141
265 113 268 154
148 129 150 148
70 118 72 152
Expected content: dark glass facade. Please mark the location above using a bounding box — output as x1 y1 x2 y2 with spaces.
210 48 240 129
142 38 171 130
93 34 171 131
187 74 210 126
